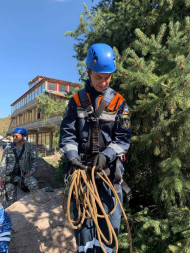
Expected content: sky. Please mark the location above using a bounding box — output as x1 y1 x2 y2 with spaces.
0 0 100 118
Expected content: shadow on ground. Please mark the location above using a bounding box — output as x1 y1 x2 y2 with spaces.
6 189 76 253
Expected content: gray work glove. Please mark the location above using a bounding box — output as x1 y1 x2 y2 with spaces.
71 159 86 170
93 153 107 171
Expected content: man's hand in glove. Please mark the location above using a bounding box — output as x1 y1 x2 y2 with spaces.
93 153 107 171
71 158 86 170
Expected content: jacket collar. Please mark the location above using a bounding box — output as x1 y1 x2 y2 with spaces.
11 140 26 148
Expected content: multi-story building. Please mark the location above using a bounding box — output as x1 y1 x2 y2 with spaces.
7 76 80 153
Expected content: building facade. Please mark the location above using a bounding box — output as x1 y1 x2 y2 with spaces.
7 76 80 153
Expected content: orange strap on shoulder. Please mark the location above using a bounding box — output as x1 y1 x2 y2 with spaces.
73 92 91 106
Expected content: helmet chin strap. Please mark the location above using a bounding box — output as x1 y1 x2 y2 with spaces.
87 69 93 87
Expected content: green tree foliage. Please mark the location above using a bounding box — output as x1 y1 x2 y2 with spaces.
37 89 82 149
66 0 190 252
37 94 68 122
37 94 68 149
37 86 82 122
2 128 6 137
0 116 11 136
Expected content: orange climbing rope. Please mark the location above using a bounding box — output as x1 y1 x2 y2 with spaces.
62 166 133 253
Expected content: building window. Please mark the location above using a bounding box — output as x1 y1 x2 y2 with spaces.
29 110 32 122
28 134 36 145
48 82 56 91
38 86 41 95
69 86 75 93
12 119 15 127
35 88 38 97
36 87 39 96
59 84 67 93
42 83 45 93
32 108 36 121
38 133 50 152
29 78 41 89
19 114 23 125
37 112 41 120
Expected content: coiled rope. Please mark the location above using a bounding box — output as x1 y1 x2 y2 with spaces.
62 166 133 253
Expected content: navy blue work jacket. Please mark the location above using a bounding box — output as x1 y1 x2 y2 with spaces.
59 80 131 168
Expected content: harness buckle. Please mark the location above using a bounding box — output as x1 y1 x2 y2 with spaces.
92 145 100 154
85 105 93 115
80 153 85 163
87 116 98 127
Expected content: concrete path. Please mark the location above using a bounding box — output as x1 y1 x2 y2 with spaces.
6 189 77 253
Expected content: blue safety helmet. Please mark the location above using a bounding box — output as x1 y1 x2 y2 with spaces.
86 43 116 73
13 127 27 136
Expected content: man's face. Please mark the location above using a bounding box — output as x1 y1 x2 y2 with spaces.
13 133 23 143
88 69 112 92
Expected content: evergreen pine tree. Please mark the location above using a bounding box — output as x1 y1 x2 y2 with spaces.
37 94 68 122
66 0 190 252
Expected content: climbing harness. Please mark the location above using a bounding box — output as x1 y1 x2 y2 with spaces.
62 166 133 253
78 87 115 164
78 88 132 195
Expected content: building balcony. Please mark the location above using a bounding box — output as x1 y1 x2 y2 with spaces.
12 98 39 116
7 115 63 135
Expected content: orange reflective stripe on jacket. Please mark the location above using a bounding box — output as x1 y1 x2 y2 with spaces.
73 91 125 112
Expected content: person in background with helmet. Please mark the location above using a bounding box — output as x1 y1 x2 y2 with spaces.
0 127 38 207
59 43 132 253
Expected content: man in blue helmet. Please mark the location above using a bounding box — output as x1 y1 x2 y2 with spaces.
59 43 132 252
0 127 38 207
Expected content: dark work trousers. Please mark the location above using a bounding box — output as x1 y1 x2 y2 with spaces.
73 180 123 253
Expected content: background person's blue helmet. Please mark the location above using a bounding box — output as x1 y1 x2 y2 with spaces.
13 127 27 136
86 43 116 73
